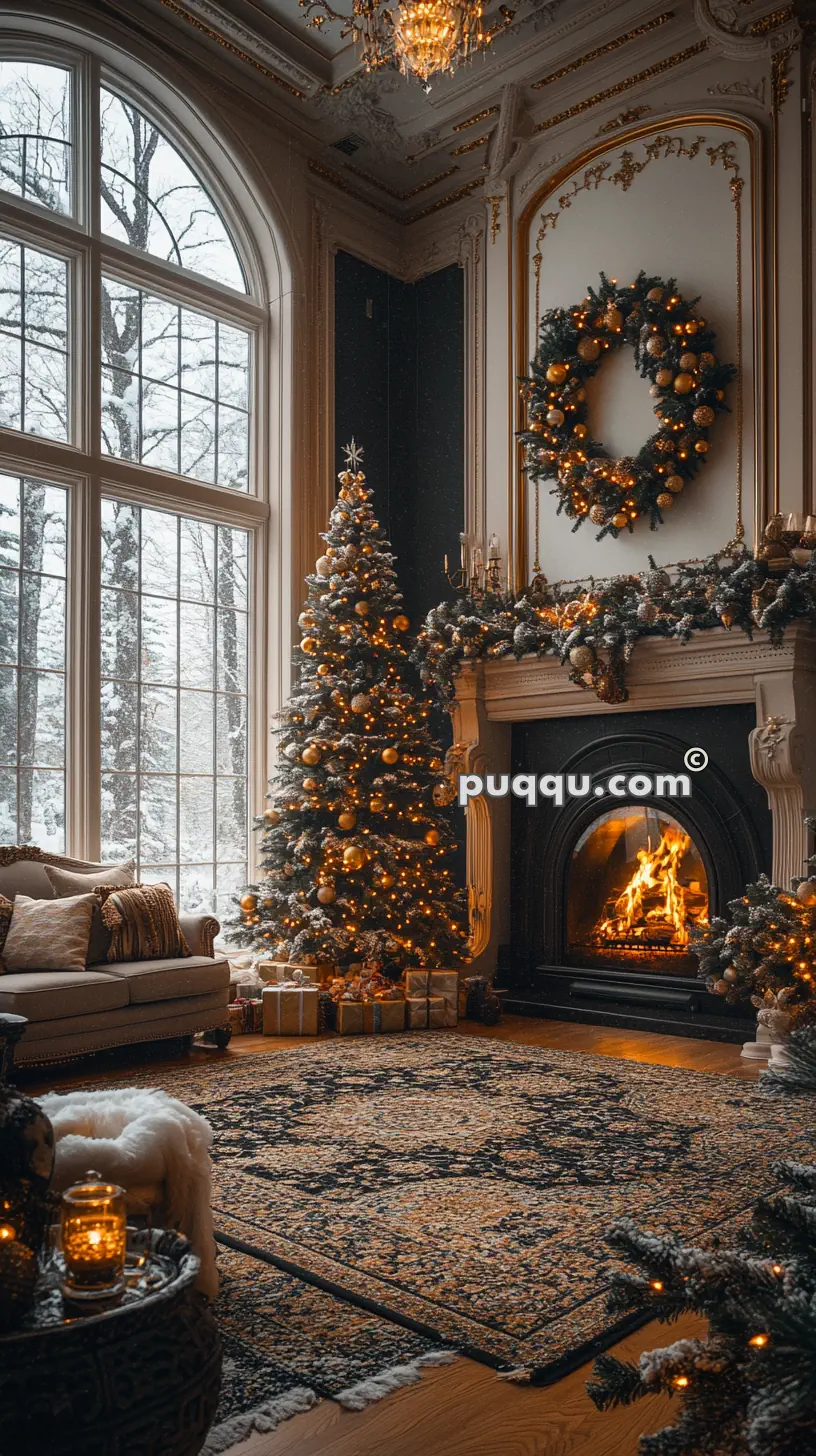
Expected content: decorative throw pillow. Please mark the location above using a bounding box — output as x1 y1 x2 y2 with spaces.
43 860 135 966
3 893 97 973
0 893 12 971
97 883 191 963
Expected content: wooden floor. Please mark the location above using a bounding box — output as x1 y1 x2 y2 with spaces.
35 1016 759 1455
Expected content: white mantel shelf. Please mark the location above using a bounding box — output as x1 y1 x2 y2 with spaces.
456 624 816 721
448 623 816 972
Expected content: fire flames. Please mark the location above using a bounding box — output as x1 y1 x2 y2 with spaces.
593 825 706 946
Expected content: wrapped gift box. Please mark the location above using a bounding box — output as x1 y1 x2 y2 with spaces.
336 1000 365 1035
228 1002 247 1034
256 960 316 985
250 998 264 1032
404 970 458 1026
262 983 319 1035
363 998 405 1034
405 994 446 1030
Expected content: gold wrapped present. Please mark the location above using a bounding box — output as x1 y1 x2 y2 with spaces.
250 998 264 1032
428 994 446 1028
256 960 316 985
336 999 365 1035
363 998 405 1034
405 995 446 1029
429 970 458 1027
227 1003 247 1034
262 984 319 1035
404 970 430 998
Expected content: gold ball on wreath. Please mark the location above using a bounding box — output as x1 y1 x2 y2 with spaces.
611 512 628 530
673 373 695 395
604 307 623 332
343 845 366 871
666 475 684 493
655 368 673 387
338 811 357 830
369 794 385 812
317 885 336 905
645 336 666 358
589 504 607 525
424 829 440 846
300 637 319 654
694 440 709 454
646 287 664 303
393 614 410 632
679 353 699 371
577 336 601 362
656 493 674 510
700 352 716 369
546 363 568 384
239 893 257 912
354 600 370 616
693 406 716 427
685 320 699 335
302 744 322 766
381 747 399 765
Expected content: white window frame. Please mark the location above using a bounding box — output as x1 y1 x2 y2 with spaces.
0 34 271 884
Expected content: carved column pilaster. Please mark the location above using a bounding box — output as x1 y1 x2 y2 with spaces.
457 214 486 552
749 714 807 885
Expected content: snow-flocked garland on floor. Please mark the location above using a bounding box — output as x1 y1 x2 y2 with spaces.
413 548 816 707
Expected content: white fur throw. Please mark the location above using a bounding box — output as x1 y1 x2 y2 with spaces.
40 1087 218 1299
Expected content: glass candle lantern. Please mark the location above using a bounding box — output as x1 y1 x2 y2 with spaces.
60 1172 127 1300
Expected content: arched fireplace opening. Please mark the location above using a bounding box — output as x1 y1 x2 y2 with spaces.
565 806 709 978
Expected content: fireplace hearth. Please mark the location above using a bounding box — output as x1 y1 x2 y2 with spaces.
449 627 816 1043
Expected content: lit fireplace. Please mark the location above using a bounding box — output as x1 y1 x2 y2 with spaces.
566 807 709 976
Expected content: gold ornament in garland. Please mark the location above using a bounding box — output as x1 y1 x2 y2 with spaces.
521 271 736 541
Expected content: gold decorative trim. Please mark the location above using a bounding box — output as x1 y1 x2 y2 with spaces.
308 159 395 219
309 159 485 225
597 105 651 134
452 106 500 133
157 0 305 97
343 163 459 200
451 133 492 156
514 114 761 589
485 195 503 243
750 4 794 35
533 42 709 134
406 175 486 224
531 12 675 90
771 44 797 112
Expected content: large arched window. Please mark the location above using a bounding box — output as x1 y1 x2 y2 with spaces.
0 43 269 915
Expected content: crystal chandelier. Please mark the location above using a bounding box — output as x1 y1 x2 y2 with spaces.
299 1 514 89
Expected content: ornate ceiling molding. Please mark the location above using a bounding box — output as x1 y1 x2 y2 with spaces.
693 0 777 58
157 0 321 96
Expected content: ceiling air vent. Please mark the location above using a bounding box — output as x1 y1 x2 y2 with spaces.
332 133 367 156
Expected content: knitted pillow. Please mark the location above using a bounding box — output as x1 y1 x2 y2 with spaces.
3 893 97 973
97 883 191 963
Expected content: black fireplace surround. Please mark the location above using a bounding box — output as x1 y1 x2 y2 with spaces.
505 703 771 1042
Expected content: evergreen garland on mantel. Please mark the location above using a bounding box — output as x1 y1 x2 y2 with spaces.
414 548 816 707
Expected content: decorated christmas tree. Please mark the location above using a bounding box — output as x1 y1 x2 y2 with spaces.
692 817 816 1030
587 1160 816 1455
231 444 468 971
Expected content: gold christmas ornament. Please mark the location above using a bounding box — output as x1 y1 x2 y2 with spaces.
343 845 366 870
679 353 699 371
573 423 588 438
546 408 565 427
694 439 709 454
429 757 443 772
239 893 257 912
380 873 395 889
317 663 331 676
264 808 280 825
424 829 440 845
298 611 317 631
302 778 318 791
611 512 628 530
655 368 673 387
656 492 674 510
666 475 684 493
315 556 332 577
589 504 606 525
369 794 386 812
673 373 694 394
645 336 666 357
546 362 568 384
604 306 623 332
646 286 664 302
300 637 319 654
693 405 716 427
393 614 410 632
381 747 399 765
569 645 594 672
354 600 370 616
301 745 322 766
337 811 357 830
350 694 372 713
796 879 816 905
316 885 336 904
577 336 601 362
699 351 716 368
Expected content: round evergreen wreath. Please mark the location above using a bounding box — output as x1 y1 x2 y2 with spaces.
521 271 737 540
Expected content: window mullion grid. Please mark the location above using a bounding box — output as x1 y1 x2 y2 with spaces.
175 517 181 906
19 244 26 435
15 481 23 841
136 505 142 878
213 527 219 915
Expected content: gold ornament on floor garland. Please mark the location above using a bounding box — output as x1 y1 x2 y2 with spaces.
521 271 736 541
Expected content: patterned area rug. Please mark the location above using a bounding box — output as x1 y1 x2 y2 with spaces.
152 1035 813 1382
207 1243 451 1453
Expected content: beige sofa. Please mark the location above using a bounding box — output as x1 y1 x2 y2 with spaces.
0 848 231 1066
